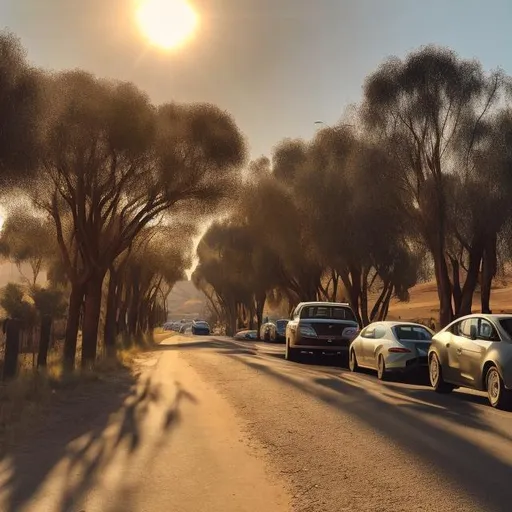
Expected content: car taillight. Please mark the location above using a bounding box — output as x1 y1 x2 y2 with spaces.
388 347 411 353
299 323 317 337
342 327 359 339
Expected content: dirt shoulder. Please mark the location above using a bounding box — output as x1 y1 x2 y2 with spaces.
0 337 290 512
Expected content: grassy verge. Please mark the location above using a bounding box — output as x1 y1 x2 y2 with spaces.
0 328 176 455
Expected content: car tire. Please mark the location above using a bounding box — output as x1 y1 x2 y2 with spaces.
349 349 359 372
285 340 300 362
377 355 388 381
429 353 454 393
486 366 512 410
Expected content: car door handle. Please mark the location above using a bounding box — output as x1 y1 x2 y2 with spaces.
456 348 462 355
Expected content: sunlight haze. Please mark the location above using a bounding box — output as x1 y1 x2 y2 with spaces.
136 0 198 50
1 0 511 159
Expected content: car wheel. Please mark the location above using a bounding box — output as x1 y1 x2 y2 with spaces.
377 355 388 381
486 366 512 410
429 353 454 393
349 349 359 372
284 340 295 361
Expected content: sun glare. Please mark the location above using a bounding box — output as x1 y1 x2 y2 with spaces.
136 0 198 50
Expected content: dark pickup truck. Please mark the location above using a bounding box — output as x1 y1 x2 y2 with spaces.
285 302 359 363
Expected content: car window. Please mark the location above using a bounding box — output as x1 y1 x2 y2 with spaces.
374 325 387 339
449 321 462 335
499 319 512 338
394 325 432 341
300 306 356 321
478 319 500 342
361 327 375 339
460 319 478 338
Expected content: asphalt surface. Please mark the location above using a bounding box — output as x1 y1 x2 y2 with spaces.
2 335 512 512
176 336 512 512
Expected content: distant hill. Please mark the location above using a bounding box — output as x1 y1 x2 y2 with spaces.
166 280 207 321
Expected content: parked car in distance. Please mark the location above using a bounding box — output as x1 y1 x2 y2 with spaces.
428 314 512 409
234 329 258 341
192 320 211 336
260 322 275 341
285 302 359 363
179 323 192 334
349 321 433 380
274 319 288 343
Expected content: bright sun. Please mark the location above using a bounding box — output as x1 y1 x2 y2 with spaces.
136 0 198 50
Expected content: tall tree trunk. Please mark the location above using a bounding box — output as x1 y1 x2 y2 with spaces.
331 270 339 302
225 300 237 336
481 233 497 314
2 319 21 381
458 239 484 317
81 273 105 369
248 303 255 330
255 292 266 339
348 266 363 326
432 244 453 327
370 280 390 322
450 257 462 316
128 281 140 336
117 281 130 336
379 284 394 320
37 315 52 369
427 187 453 328
64 282 85 372
104 267 119 358
138 299 149 335
360 267 370 326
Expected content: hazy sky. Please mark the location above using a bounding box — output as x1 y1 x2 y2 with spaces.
1 0 512 160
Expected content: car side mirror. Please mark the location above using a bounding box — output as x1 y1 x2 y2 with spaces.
470 325 478 341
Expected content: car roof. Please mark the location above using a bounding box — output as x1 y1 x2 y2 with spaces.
297 301 351 308
367 321 430 327
450 313 512 322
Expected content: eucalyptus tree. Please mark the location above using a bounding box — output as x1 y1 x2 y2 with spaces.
31 71 246 368
361 45 505 325
0 32 43 188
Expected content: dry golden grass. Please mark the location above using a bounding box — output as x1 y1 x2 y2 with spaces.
152 329 177 345
388 279 512 325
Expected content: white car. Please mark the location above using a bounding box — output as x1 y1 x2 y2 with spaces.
349 321 433 380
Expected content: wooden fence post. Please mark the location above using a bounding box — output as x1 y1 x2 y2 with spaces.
3 319 21 381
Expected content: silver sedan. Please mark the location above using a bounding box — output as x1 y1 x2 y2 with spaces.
349 321 433 380
428 314 512 409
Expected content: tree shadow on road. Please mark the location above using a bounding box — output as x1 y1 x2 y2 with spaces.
0 367 196 512
226 349 512 512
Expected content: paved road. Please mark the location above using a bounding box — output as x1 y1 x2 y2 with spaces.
2 335 512 511
176 336 512 512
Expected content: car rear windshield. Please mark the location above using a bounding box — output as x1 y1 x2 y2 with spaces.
300 306 356 321
499 319 512 338
394 325 432 341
